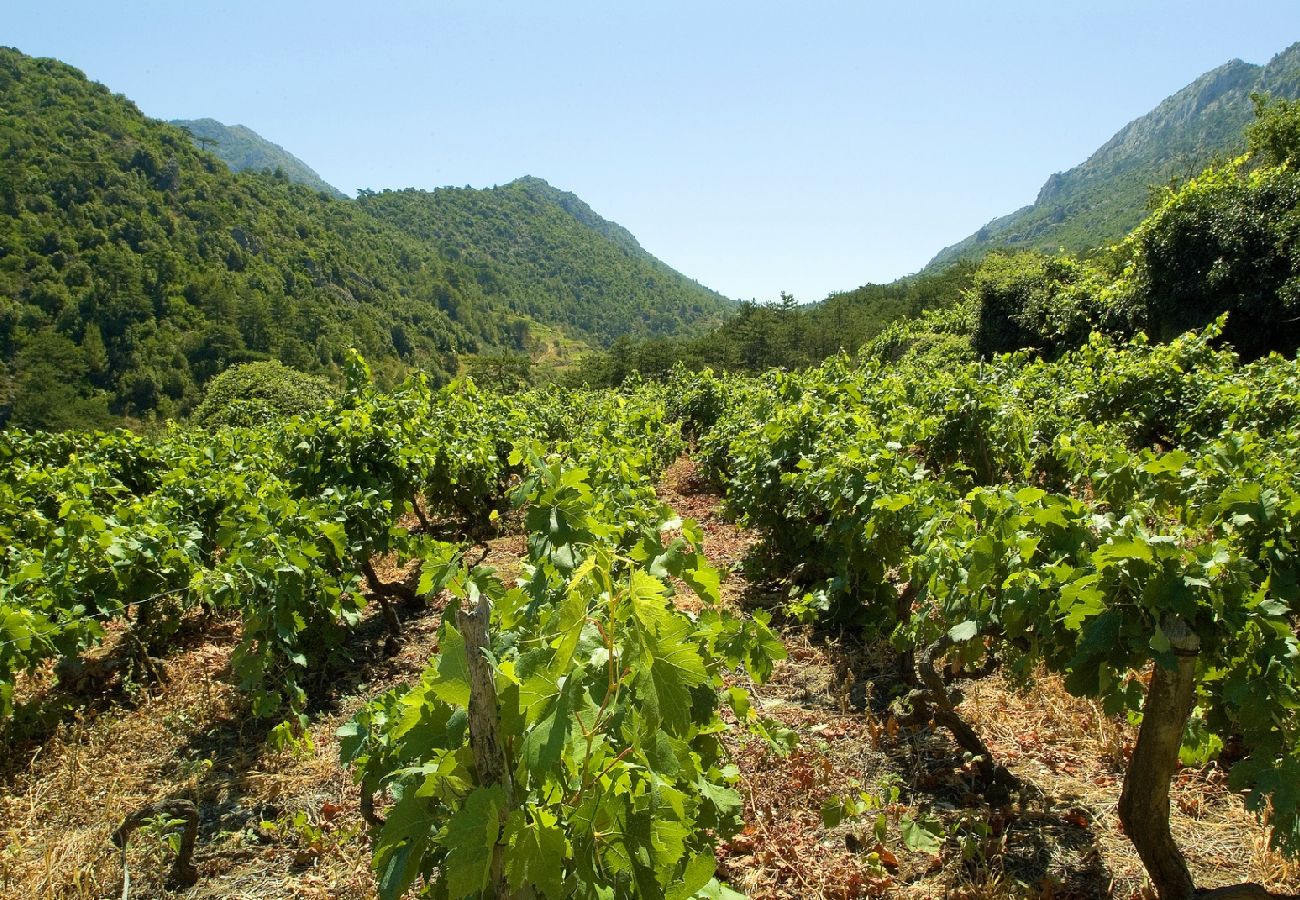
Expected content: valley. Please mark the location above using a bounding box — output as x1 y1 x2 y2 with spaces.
4 33 1300 900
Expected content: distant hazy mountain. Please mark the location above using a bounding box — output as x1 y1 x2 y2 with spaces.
926 41 1300 271
171 117 346 198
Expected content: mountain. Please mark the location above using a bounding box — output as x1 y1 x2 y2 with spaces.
926 41 1300 271
0 47 731 429
170 117 346 199
0 48 510 427
357 178 734 342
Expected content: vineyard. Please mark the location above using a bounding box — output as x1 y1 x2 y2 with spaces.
4 323 1300 899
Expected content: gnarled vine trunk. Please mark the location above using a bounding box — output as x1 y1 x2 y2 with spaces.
1118 618 1200 900
458 593 514 899
898 632 1017 803
1118 617 1300 900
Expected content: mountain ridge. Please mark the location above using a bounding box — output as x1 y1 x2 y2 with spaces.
357 178 733 342
925 41 1300 271
170 117 346 198
0 47 732 428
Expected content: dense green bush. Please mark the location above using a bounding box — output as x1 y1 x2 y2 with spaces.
861 301 977 366
1247 92 1300 167
969 251 1132 358
1125 160 1300 359
191 361 337 426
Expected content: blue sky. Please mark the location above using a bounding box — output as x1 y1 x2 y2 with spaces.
5 2 1298 302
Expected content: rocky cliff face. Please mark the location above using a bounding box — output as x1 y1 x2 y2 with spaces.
926 43 1300 271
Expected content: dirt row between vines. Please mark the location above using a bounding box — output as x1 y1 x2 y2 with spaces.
652 456 1300 900
1 455 1297 899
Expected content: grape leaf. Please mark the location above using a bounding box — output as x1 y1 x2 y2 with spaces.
440 785 504 900
504 807 568 899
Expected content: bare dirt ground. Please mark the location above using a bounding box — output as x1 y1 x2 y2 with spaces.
658 456 1300 900
2 457 1297 899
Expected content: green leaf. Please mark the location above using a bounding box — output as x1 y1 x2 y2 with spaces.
628 584 709 732
1059 575 1105 631
519 668 578 780
680 555 721 607
1179 709 1224 766
696 879 747 900
554 558 597 671
1094 538 1154 566
417 542 461 596
431 623 471 709
1258 597 1291 617
900 815 944 854
628 568 670 618
319 521 347 561
698 778 743 824
875 493 913 512
947 620 979 643
440 785 505 900
667 851 717 900
821 796 846 829
375 785 439 900
1014 486 1046 505
504 808 568 899
651 810 691 877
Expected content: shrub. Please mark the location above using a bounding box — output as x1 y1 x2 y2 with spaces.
192 361 336 427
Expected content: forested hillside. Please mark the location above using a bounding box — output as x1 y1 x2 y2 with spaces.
567 263 979 384
358 178 734 343
170 117 346 198
0 49 521 428
0 48 733 430
926 41 1300 270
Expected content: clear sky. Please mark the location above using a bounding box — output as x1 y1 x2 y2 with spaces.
4 2 1298 302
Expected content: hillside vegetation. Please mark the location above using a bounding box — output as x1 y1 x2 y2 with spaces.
0 48 731 429
564 262 976 384
359 178 734 343
869 95 1300 370
592 96 1300 384
0 48 510 427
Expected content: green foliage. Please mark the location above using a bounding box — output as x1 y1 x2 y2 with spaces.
464 350 533 394
683 322 1300 869
0 48 493 426
861 301 978 367
969 251 1134 358
3 329 116 429
571 265 976 385
0 355 697 732
895 94 1300 366
1123 158 1300 359
807 262 978 357
340 456 784 900
191 360 337 427
0 49 731 429
1247 93 1300 166
357 178 735 346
